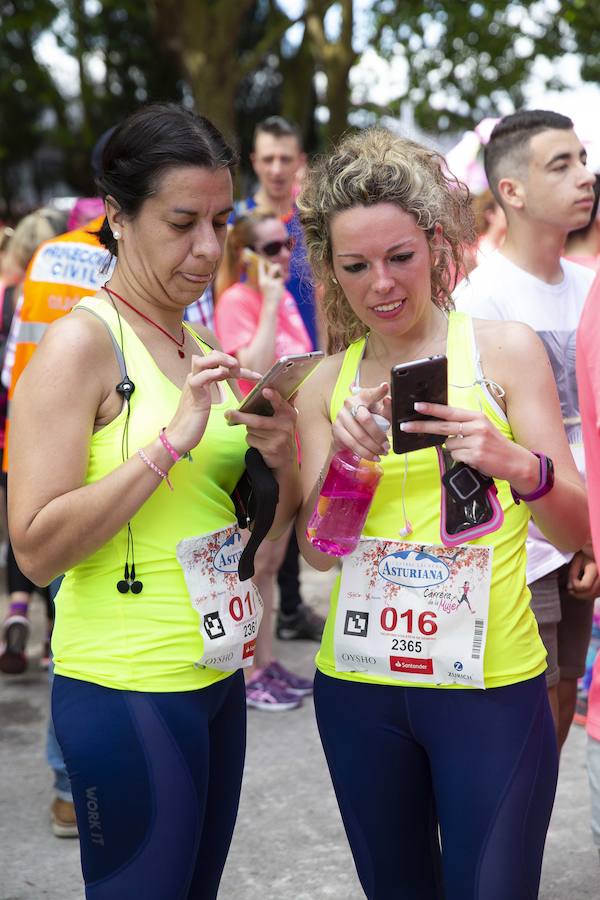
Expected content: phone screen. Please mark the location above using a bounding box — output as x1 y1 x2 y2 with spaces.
390 355 448 454
235 352 324 418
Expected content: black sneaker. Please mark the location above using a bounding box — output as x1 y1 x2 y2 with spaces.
276 603 325 642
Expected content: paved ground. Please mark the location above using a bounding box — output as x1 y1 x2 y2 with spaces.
1 563 599 899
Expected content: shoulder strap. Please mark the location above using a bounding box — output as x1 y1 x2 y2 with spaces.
72 305 127 383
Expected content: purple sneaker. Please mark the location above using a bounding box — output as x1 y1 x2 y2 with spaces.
246 672 301 711
263 660 313 697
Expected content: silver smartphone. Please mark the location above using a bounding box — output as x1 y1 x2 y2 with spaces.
236 351 324 418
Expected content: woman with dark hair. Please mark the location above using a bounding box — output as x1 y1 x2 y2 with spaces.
8 103 300 899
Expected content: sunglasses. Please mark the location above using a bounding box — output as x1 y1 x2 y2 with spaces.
252 236 294 257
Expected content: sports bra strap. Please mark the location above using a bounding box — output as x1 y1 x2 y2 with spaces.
73 305 128 384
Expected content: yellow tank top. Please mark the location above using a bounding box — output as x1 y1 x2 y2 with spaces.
52 297 248 691
315 311 547 689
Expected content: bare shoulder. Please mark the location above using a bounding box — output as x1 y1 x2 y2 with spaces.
472 317 553 394
16 306 119 403
296 351 345 419
473 317 549 365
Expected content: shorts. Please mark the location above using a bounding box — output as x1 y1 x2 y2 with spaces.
529 563 595 688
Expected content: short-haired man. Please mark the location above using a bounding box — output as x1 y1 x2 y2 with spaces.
455 109 599 751
235 116 317 348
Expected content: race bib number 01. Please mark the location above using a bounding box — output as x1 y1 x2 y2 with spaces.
335 539 493 688
176 524 263 672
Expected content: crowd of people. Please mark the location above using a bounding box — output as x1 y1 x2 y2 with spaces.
1 100 600 899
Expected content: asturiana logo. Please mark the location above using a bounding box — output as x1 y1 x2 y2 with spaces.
378 549 450 589
213 531 244 573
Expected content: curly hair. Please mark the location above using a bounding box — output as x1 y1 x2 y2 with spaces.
297 128 475 352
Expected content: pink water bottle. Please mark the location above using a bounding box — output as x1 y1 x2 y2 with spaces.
307 416 388 557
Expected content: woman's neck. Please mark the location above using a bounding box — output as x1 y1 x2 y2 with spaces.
365 305 448 367
104 269 184 334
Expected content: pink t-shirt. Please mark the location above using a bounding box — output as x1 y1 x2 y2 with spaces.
215 282 312 394
576 273 600 740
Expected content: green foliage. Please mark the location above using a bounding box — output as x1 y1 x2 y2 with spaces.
2 0 599 214
367 0 570 133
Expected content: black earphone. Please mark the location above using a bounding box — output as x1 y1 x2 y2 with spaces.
106 288 144 595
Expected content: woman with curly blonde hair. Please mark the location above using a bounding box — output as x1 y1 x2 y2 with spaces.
293 128 588 898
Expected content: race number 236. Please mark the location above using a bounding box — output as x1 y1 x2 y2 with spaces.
380 608 438 635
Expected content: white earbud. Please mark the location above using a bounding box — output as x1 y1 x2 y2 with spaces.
399 521 413 538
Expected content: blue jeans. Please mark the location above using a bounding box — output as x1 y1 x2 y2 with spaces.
47 575 71 801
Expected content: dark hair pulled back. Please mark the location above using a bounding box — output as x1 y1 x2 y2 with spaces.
96 103 237 256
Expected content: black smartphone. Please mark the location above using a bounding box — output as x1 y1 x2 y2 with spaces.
390 355 448 454
235 351 324 418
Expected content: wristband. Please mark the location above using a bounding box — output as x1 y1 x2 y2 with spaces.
510 451 554 504
159 428 192 463
138 448 173 491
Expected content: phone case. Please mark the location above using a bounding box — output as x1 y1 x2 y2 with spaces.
243 248 261 287
237 352 324 417
391 355 448 454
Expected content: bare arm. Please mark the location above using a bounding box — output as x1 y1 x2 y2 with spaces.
401 320 590 552
8 315 266 585
236 262 285 373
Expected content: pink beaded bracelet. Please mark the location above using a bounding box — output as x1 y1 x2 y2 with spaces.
138 448 173 491
159 428 192 463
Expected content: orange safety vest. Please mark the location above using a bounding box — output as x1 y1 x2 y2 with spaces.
5 215 108 468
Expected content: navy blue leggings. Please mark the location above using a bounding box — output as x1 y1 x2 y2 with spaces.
52 671 246 900
314 671 557 900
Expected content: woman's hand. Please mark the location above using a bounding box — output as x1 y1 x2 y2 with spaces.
225 387 297 471
331 383 391 461
166 352 260 456
258 258 286 310
399 401 540 492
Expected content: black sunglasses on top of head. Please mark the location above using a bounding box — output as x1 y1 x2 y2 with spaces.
250 236 294 257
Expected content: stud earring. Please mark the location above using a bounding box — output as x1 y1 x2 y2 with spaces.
113 230 121 240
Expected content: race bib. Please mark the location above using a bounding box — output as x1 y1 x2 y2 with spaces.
176 524 263 672
335 539 493 688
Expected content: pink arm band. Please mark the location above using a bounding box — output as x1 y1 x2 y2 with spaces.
138 448 173 491
159 428 192 463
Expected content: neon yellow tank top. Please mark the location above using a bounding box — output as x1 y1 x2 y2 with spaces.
315 311 547 689
52 297 248 691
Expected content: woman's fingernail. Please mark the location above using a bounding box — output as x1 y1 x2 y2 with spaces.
383 442 390 453
414 402 426 411
400 423 409 431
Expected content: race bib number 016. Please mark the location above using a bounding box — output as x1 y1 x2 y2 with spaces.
334 539 493 688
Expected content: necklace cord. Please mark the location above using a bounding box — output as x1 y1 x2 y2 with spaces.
103 285 186 354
